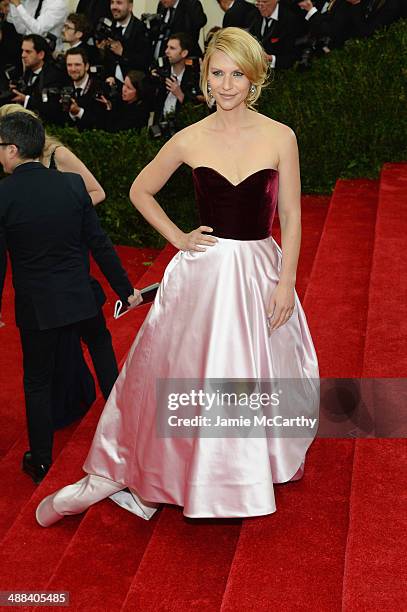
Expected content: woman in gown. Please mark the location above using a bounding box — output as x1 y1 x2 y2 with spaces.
36 27 319 525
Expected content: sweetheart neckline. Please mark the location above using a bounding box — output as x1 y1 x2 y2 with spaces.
192 166 279 187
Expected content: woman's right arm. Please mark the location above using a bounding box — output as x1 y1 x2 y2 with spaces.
130 130 217 252
54 147 106 206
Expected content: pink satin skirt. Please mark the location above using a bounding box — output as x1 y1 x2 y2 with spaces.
75 236 319 519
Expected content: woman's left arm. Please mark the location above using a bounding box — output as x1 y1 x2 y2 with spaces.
54 147 106 206
267 127 301 330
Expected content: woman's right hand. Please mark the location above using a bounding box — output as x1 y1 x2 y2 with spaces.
177 226 218 252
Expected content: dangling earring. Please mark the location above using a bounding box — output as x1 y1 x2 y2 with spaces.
250 84 256 95
207 83 213 99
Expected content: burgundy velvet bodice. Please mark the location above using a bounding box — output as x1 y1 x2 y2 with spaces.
192 166 279 240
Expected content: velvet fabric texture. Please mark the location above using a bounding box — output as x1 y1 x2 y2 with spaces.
192 167 279 240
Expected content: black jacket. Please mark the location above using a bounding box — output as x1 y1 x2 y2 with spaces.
0 21 21 72
0 162 132 329
153 65 197 122
223 0 257 28
249 2 308 69
154 0 207 57
64 76 108 130
23 62 66 124
103 15 152 77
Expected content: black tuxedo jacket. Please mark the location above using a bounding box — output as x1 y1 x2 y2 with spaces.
103 15 152 77
65 76 108 130
153 65 197 122
155 0 207 57
23 62 66 124
223 0 257 28
248 2 307 69
0 163 132 330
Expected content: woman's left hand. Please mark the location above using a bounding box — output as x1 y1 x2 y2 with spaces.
267 283 295 331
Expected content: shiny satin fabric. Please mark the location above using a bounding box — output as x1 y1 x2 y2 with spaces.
41 168 319 520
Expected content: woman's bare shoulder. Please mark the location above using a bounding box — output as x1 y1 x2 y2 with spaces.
255 113 296 140
163 117 211 160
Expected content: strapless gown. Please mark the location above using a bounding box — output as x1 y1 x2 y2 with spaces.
36 167 319 523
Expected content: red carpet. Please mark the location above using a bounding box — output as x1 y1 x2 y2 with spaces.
0 171 405 610
341 164 407 611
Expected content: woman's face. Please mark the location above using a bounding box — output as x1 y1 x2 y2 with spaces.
207 50 251 111
122 77 138 103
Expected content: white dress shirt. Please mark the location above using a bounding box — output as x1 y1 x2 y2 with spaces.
8 0 68 40
163 66 185 117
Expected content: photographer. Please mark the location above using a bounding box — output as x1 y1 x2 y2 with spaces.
9 34 65 124
96 0 151 84
152 0 207 60
1 1 21 72
99 69 151 132
248 0 308 69
152 32 199 124
61 13 100 67
7 0 67 43
64 47 108 130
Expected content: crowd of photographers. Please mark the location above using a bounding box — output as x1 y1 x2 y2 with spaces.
0 0 405 136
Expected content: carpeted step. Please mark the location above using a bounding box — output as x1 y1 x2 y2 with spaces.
303 179 378 377
342 163 407 611
220 179 379 611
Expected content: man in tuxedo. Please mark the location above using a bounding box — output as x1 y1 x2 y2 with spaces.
97 0 151 83
0 112 139 482
61 12 100 67
152 32 198 122
64 47 108 130
217 0 257 29
249 0 308 68
9 34 65 124
153 0 207 59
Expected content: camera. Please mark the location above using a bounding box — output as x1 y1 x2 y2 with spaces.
94 17 121 42
140 12 164 31
151 56 172 82
4 65 27 93
44 32 57 54
184 56 201 97
93 79 120 103
148 117 177 139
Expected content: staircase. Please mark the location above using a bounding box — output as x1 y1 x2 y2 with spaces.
0 166 405 611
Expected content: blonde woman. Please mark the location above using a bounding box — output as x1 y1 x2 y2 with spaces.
37 27 319 525
0 105 105 205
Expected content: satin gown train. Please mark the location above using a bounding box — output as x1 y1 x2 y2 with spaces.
36 166 319 526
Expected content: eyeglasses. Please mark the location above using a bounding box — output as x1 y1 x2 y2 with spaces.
0 143 16 147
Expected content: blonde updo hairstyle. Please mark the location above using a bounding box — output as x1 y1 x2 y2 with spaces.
0 104 64 164
200 27 270 111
